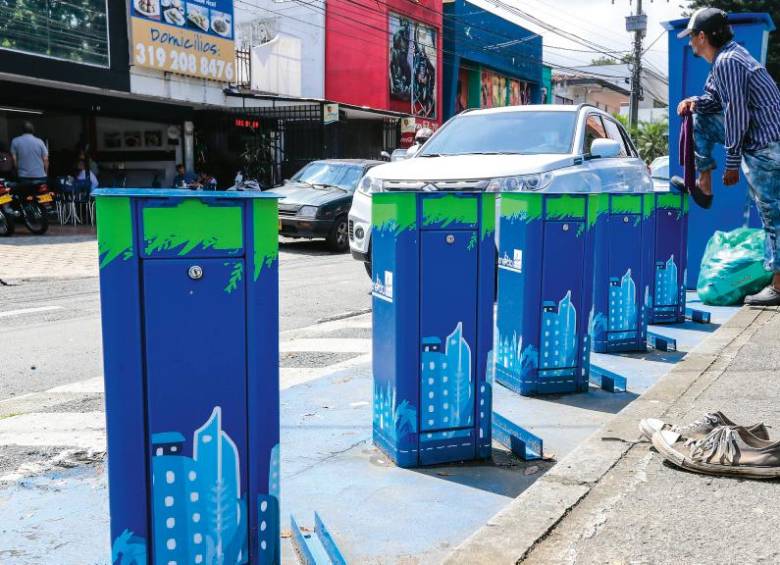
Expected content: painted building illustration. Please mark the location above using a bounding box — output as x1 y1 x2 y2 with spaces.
420 322 473 431
540 290 577 374
496 332 538 379
654 254 679 306
374 382 417 444
150 407 248 565
608 268 638 340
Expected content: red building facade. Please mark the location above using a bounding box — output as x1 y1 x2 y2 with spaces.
325 0 443 133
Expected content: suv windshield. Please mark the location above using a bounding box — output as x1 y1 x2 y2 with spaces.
291 162 364 191
419 111 576 156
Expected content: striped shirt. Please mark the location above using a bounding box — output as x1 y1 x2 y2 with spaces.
694 40 780 170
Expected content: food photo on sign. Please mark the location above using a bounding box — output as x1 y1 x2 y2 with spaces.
130 0 236 81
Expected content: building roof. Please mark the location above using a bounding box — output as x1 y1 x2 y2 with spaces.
552 63 668 105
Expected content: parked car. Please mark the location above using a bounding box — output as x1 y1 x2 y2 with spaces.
650 155 670 191
276 159 383 251
349 104 652 275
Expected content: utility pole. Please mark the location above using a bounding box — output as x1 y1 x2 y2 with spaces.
625 0 647 129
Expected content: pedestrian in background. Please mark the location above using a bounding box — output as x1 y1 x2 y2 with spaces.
10 121 48 182
676 8 780 306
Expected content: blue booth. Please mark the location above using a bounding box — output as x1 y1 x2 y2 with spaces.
95 189 281 565
591 193 656 353
494 193 596 396
663 13 775 288
371 191 495 467
649 190 689 324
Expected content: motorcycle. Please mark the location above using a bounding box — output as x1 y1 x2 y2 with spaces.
2 178 56 235
0 179 14 236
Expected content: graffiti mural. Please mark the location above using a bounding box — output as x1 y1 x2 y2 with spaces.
389 13 437 119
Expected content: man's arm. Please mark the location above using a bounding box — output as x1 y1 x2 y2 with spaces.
39 139 49 175
718 57 751 171
691 74 723 114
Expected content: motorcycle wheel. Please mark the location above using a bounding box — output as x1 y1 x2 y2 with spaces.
0 209 14 236
22 202 48 235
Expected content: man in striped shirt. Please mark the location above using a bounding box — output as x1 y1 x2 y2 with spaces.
677 8 780 306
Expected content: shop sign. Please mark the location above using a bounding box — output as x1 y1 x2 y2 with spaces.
234 118 261 129
323 104 340 125
400 117 416 147
130 0 236 82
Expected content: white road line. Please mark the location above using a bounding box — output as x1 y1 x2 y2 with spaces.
280 338 371 354
0 412 106 451
46 377 104 394
281 354 371 390
0 306 64 318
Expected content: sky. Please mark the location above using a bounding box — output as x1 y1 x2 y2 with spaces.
472 0 691 76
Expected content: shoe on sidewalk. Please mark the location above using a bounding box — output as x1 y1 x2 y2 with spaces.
670 176 713 209
639 411 769 442
744 285 780 306
652 426 780 479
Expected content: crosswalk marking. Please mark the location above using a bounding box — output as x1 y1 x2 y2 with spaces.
0 306 63 318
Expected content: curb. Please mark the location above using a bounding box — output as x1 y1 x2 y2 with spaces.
445 306 774 564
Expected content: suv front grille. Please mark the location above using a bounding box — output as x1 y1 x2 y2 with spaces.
348 220 354 240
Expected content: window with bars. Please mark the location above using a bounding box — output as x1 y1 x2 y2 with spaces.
0 0 109 67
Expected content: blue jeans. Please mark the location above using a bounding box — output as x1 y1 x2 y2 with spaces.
694 112 780 272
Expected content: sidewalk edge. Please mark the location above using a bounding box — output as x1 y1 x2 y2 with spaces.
444 306 770 565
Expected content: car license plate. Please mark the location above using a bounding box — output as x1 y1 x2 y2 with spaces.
0 195 11 205
37 194 53 203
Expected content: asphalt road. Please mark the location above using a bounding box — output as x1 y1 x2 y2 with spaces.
0 238 371 401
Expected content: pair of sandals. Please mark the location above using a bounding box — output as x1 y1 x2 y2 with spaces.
670 175 713 209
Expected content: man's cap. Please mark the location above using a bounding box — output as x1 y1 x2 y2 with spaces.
678 8 729 39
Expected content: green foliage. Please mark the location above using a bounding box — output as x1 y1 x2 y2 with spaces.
686 0 780 80
590 54 634 66
613 113 669 164
632 120 669 164
0 0 109 66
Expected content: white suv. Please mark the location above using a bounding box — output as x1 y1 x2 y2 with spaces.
348 104 651 275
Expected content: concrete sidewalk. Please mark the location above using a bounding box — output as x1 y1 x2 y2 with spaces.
449 305 780 565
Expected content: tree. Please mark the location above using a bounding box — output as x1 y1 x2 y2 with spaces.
634 120 669 164
590 54 633 66
614 113 668 163
686 1 780 80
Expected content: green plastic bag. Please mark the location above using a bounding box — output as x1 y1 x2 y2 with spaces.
697 227 773 305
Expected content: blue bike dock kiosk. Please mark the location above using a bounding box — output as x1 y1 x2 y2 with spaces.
95 189 281 565
649 190 689 324
495 193 596 396
591 193 655 353
371 191 495 467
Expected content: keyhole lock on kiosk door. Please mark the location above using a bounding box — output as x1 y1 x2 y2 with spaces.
187 265 204 280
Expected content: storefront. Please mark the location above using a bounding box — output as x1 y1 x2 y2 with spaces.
324 0 444 144
442 0 543 120
198 94 405 188
0 80 200 188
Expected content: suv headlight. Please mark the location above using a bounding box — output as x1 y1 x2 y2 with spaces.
298 205 319 218
358 175 383 194
486 172 554 192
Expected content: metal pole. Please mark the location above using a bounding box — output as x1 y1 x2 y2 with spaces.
629 0 643 129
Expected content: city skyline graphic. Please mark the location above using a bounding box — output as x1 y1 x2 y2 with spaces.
540 290 578 376
608 268 638 340
421 322 473 431
150 407 248 565
654 254 679 306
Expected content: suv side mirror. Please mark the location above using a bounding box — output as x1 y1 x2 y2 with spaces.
380 151 391 161
590 138 621 159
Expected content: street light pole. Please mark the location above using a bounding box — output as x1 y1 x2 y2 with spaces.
628 0 644 129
